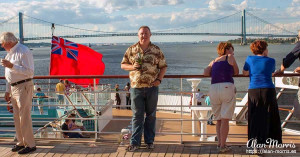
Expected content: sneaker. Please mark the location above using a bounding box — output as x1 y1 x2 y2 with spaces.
146 143 154 149
18 146 36 154
11 145 25 152
126 145 139 152
219 146 231 153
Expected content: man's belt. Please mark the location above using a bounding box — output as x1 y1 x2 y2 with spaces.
11 78 32 86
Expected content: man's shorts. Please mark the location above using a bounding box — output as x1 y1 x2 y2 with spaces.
57 95 64 103
209 82 236 120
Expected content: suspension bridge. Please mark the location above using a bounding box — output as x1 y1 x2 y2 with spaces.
0 10 298 45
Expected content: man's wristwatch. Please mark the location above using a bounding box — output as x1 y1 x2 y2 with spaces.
155 78 162 83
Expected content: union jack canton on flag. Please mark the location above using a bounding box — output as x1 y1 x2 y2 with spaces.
51 36 78 61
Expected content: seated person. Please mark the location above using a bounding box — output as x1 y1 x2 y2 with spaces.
61 119 83 138
68 113 90 137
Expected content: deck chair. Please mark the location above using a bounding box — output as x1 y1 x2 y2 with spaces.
64 94 95 131
235 93 248 123
76 108 94 118
75 108 95 131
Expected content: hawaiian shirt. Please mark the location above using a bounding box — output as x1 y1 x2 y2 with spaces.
121 42 167 88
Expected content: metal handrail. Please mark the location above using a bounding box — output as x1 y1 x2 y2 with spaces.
0 74 298 143
0 73 298 79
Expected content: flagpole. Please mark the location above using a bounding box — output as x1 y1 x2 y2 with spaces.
49 23 55 75
49 23 55 102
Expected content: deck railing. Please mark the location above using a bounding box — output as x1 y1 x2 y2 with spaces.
0 74 299 144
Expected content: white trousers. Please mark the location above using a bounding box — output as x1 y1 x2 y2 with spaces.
11 80 35 147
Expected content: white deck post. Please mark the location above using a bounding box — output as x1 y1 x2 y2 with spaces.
190 106 211 141
187 79 201 136
199 109 208 141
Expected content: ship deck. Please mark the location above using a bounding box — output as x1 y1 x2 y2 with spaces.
0 109 299 156
1 139 300 157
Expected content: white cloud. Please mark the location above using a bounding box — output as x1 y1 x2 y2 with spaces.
208 0 249 11
121 7 243 32
286 0 300 17
232 0 248 11
0 0 186 24
274 21 300 34
168 8 210 25
146 0 184 5
168 0 184 5
246 16 299 35
208 0 235 11
0 0 129 24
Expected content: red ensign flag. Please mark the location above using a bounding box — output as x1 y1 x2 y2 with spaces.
50 36 105 86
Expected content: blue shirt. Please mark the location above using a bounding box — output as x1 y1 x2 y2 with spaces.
243 55 275 89
205 96 211 106
35 92 46 102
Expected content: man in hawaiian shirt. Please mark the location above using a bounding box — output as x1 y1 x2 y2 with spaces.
121 26 167 151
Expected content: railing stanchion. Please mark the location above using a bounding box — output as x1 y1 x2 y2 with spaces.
48 79 51 109
180 78 183 144
94 78 98 140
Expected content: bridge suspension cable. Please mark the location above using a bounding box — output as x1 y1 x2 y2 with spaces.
246 11 297 36
23 14 119 34
0 15 19 37
0 15 18 25
0 10 298 43
154 11 242 33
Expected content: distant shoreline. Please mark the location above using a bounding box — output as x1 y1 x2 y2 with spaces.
228 37 297 44
0 39 295 50
21 40 297 49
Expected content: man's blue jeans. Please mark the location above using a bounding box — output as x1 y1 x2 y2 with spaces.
130 86 158 146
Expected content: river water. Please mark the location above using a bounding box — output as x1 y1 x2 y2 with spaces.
0 42 299 130
1 42 297 92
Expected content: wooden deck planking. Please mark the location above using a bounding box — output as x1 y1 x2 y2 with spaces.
172 145 184 157
85 147 99 157
1 141 300 157
165 144 176 157
157 144 169 157
140 148 151 157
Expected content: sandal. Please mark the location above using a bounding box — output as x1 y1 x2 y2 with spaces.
126 145 139 151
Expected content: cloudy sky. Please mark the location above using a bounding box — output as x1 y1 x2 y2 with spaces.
0 0 299 41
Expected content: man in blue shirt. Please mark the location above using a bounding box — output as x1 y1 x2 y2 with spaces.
275 30 300 118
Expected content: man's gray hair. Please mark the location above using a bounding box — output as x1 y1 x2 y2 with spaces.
138 26 151 33
0 32 18 43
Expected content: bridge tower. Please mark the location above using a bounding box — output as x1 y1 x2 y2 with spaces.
241 9 247 45
18 12 24 44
